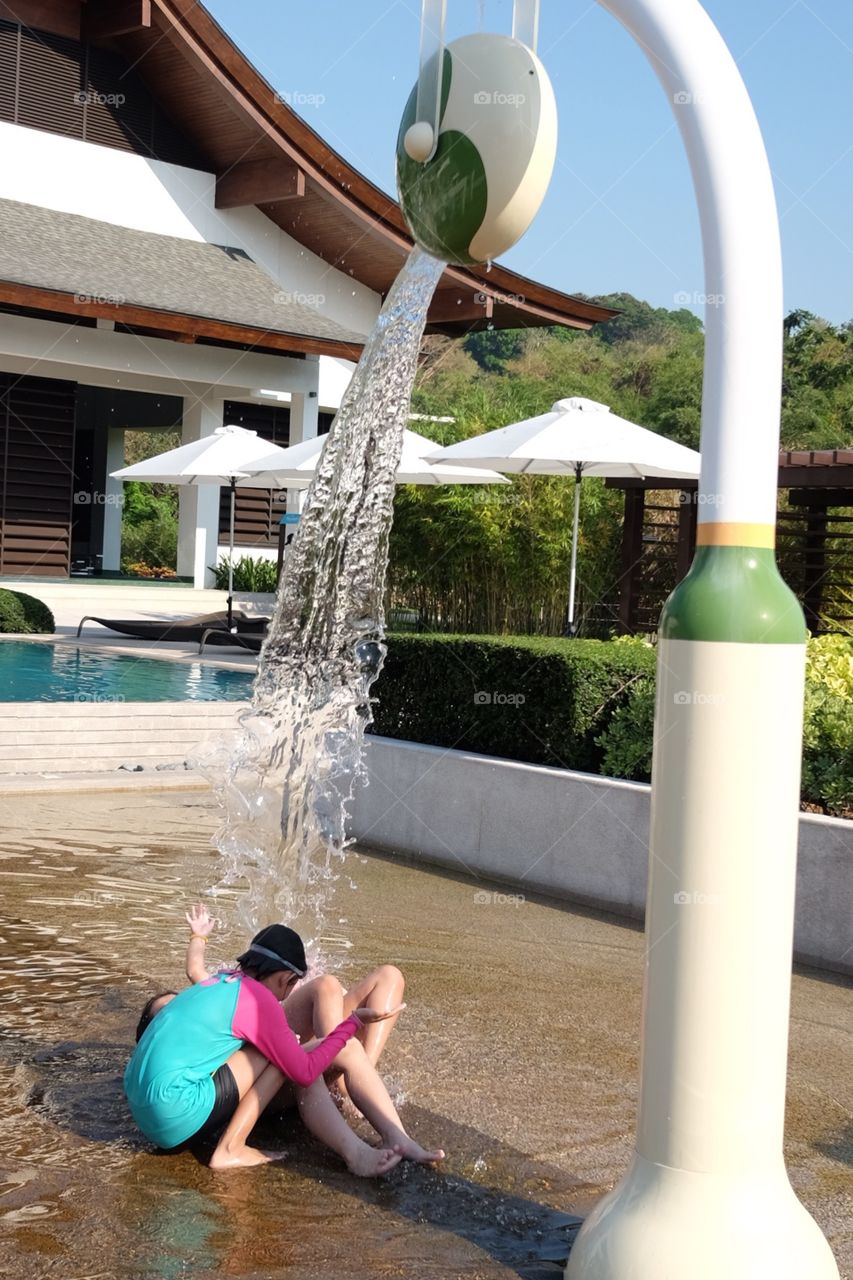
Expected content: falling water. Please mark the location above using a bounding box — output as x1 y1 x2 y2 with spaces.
204 247 445 939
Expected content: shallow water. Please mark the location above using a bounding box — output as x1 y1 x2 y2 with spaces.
0 789 851 1279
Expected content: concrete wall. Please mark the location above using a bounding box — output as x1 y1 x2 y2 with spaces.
349 737 853 977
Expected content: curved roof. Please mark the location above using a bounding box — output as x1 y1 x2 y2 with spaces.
100 0 616 338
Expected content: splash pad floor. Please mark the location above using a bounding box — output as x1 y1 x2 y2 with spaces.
0 788 849 1279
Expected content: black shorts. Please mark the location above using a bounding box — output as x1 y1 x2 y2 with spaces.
172 1063 240 1150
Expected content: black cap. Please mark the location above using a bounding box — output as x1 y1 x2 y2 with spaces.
237 924 307 978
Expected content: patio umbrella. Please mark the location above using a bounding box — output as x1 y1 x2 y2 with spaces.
239 427 510 487
427 397 701 632
111 424 297 628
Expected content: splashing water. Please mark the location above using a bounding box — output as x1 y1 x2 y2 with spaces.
204 247 445 941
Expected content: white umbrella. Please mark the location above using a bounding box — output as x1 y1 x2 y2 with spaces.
428 397 701 631
111 424 298 627
240 426 510 487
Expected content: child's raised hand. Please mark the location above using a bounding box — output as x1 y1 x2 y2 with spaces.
355 1003 406 1025
186 903 215 937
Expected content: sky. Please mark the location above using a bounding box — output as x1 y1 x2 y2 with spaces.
204 0 853 324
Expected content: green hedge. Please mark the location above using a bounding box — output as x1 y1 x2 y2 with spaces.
372 633 654 773
0 589 55 634
373 632 852 816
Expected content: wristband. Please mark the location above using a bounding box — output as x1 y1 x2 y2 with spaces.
190 934 208 943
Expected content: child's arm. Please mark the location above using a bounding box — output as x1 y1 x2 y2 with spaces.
184 903 215 983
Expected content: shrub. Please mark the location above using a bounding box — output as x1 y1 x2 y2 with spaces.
371 633 655 773
123 562 177 580
596 675 656 782
801 692 853 815
594 635 853 813
0 589 55 634
212 556 278 593
120 509 178 572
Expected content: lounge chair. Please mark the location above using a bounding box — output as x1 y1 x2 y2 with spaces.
76 610 269 642
198 627 264 655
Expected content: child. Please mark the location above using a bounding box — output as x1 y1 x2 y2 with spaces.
126 907 444 1173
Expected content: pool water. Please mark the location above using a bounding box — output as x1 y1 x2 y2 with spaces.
0 640 255 702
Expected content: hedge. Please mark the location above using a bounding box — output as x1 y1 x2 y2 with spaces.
0 589 55 634
372 632 852 817
595 635 853 815
371 633 654 773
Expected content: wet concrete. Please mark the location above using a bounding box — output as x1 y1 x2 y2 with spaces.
0 789 849 1279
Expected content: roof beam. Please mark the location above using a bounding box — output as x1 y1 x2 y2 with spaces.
215 158 306 210
0 281 363 361
0 313 320 397
84 0 152 40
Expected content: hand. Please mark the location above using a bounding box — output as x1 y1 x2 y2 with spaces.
186 903 215 937
354 1003 406 1025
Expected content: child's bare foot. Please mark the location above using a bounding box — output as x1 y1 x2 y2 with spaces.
391 1137 445 1165
208 1145 286 1170
346 1143 403 1178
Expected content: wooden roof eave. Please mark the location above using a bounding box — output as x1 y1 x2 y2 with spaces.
0 280 365 360
143 0 616 334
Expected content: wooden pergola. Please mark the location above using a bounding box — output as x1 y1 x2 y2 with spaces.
603 450 853 634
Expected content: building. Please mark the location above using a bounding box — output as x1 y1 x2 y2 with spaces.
0 0 614 587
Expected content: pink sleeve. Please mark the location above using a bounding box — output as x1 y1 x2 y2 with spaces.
231 977 360 1087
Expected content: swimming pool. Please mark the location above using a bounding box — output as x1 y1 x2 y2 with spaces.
0 640 255 702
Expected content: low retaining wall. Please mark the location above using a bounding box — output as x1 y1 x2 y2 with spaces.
0 701 249 774
349 736 853 977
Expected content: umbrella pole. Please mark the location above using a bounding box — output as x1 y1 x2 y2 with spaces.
567 465 582 634
227 478 236 630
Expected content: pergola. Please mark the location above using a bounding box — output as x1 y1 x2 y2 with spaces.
606 449 853 634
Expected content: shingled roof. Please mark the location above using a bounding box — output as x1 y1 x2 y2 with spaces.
0 197 365 352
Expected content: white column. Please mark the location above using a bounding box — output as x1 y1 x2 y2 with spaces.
286 357 320 520
177 395 223 588
102 427 125 572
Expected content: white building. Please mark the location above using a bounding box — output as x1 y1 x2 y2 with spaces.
0 0 612 587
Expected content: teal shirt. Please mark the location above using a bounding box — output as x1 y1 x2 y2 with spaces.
124 975 243 1149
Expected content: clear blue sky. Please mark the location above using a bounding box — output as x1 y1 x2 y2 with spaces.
205 0 853 324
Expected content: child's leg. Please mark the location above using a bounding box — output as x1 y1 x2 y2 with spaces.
284 965 405 1066
286 975 443 1164
295 1078 402 1178
208 1047 287 1170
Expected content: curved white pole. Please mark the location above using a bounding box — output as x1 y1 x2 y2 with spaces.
598 0 779 539
564 2 839 1277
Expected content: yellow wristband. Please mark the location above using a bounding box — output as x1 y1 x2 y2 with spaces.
190 933 208 943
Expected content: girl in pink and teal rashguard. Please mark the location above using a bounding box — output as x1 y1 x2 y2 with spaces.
124 917 444 1175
